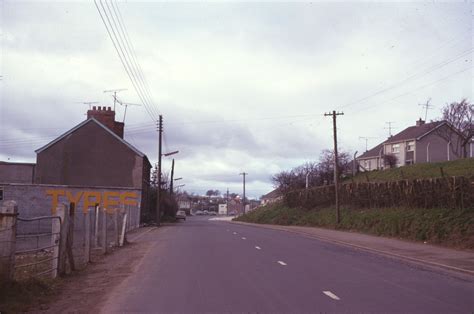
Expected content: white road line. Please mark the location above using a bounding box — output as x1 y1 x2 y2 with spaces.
241 237 246 240
323 291 341 300
233 232 237 235
255 246 261 250
277 261 287 266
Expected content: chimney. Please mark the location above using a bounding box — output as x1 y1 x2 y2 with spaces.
86 106 124 139
416 118 425 126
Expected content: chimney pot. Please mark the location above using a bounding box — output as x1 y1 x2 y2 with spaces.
416 118 425 126
92 106 96 110
108 106 111 111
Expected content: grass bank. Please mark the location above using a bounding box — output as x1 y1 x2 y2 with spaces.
234 203 474 249
348 158 474 183
0 278 59 313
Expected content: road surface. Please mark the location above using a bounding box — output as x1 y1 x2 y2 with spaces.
101 216 474 313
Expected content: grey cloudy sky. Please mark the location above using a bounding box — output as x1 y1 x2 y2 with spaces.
0 0 472 198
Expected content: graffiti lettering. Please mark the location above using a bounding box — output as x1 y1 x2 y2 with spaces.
46 189 138 214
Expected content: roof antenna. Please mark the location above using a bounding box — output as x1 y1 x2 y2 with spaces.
419 98 433 121
77 101 99 115
113 96 142 123
104 88 127 111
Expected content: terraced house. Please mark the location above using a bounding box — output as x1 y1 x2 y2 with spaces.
357 119 466 172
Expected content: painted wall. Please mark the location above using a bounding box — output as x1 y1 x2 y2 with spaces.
0 183 141 221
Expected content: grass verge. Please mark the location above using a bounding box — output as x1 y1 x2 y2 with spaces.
0 278 59 313
234 203 474 249
348 158 474 183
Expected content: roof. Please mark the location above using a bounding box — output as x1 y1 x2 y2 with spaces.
261 189 281 200
386 120 446 144
0 161 36 166
35 118 145 157
357 142 385 159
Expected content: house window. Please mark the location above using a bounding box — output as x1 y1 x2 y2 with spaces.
365 160 371 170
392 144 400 153
0 187 3 201
407 141 415 152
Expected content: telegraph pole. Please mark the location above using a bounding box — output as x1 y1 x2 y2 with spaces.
239 172 247 215
156 115 163 225
169 159 175 195
324 110 344 224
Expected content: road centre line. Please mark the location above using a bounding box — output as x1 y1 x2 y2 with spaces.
277 261 287 266
323 291 341 300
241 237 246 240
233 232 237 235
255 246 261 250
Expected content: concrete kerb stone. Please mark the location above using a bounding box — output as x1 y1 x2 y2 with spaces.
230 221 474 277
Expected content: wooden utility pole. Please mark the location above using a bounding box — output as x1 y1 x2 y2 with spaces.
226 188 229 215
239 172 247 214
324 110 344 224
156 115 163 225
169 159 175 195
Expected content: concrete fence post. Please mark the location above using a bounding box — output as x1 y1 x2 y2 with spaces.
94 205 99 248
52 204 66 279
119 213 127 247
57 204 70 275
0 200 18 282
84 208 91 264
114 209 119 247
101 207 107 254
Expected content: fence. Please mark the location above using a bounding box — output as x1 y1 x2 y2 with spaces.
285 176 474 210
0 200 138 282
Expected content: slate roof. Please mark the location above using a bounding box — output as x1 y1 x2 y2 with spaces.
261 189 282 200
385 120 446 143
35 118 145 157
357 142 385 159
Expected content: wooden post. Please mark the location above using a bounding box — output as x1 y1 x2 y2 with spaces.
58 203 69 275
101 207 107 254
66 203 76 272
52 204 66 279
114 209 119 247
84 208 91 263
0 200 18 282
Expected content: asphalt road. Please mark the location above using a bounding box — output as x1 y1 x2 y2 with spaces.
101 216 474 313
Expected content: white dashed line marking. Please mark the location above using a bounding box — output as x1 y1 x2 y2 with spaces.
241 237 246 240
233 232 237 235
277 261 287 266
255 246 261 250
323 291 340 300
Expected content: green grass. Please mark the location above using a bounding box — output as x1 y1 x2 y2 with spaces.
235 203 474 249
348 158 474 183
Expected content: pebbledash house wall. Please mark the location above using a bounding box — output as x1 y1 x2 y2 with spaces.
416 130 464 164
0 183 142 226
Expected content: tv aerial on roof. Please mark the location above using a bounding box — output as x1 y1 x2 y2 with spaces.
103 88 127 111
113 96 142 123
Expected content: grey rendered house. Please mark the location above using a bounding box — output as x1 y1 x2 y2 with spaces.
357 119 466 171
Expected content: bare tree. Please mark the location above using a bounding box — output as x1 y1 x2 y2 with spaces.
436 99 473 158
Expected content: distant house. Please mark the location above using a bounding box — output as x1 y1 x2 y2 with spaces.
357 119 466 171
260 189 282 206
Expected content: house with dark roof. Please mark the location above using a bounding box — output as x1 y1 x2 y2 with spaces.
34 106 152 213
260 189 282 206
357 119 466 171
